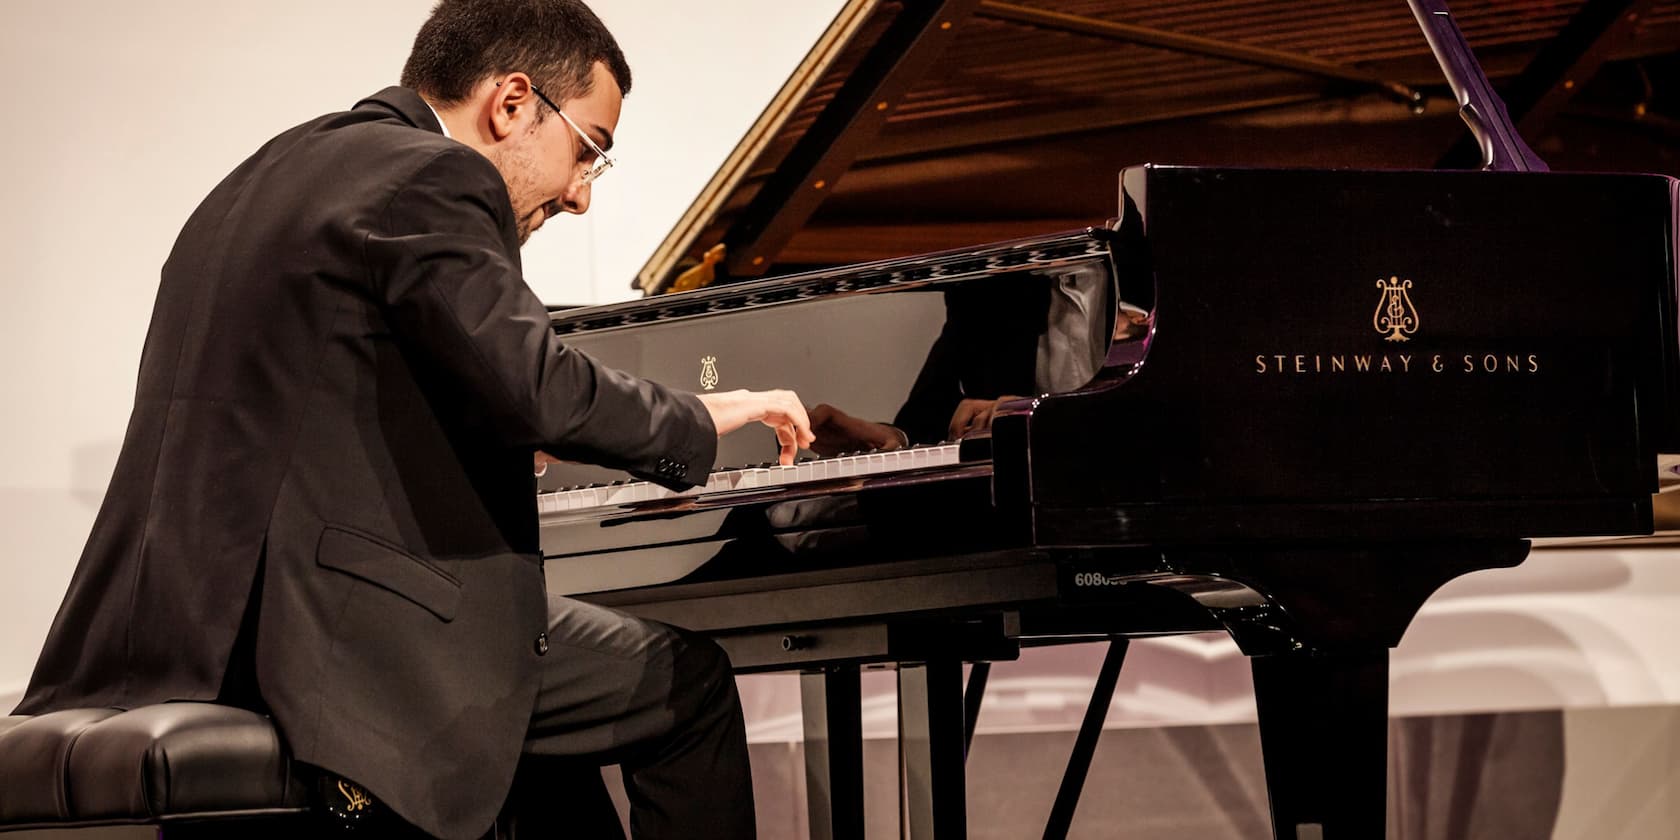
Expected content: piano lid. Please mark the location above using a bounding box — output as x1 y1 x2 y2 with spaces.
634 0 1680 294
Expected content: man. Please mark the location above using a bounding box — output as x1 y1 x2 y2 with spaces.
14 1 809 837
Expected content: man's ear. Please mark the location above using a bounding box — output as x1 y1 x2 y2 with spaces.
486 72 536 142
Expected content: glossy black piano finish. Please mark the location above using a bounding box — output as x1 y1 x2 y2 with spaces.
541 227 1123 484
538 227 1126 595
996 164 1680 549
537 163 1679 838
523 0 1680 830
544 164 1680 621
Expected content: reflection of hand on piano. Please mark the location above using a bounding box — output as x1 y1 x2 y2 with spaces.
948 396 1021 441
808 403 908 457
1114 306 1150 340
695 389 816 465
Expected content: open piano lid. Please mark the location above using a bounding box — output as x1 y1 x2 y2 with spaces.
633 0 1680 295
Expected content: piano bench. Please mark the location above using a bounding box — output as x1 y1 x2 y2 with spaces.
0 702 396 838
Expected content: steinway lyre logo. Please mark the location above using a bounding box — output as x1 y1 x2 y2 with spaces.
699 355 719 391
337 779 372 812
1372 276 1419 342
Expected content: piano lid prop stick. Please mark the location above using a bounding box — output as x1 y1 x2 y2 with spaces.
670 243 727 294
1406 0 1549 172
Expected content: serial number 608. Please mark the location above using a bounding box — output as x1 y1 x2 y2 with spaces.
1072 571 1128 587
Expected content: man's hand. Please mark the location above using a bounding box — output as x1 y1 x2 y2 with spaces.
696 389 816 465
808 403 906 457
533 451 562 477
947 396 1023 441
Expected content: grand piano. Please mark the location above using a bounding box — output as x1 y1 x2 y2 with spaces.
535 2 1680 838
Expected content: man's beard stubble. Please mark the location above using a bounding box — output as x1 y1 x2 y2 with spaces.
488 143 542 245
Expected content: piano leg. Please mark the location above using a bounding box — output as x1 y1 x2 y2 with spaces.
1042 638 1129 840
962 661 990 760
1250 648 1389 840
898 660 968 839
801 667 866 840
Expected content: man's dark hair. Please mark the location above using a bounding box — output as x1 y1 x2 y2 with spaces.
400 0 631 109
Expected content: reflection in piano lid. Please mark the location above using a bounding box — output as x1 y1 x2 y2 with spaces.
536 227 1136 493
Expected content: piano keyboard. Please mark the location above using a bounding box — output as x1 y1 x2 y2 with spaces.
538 442 964 514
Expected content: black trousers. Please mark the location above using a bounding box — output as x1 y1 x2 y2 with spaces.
223 580 755 840
497 595 756 840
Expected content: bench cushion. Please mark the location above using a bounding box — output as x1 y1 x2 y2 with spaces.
0 703 309 828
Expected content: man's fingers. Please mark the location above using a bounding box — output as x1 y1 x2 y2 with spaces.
702 388 817 455
776 392 814 447
948 397 1008 440
775 424 798 465
534 451 560 477
948 405 975 441
775 422 798 447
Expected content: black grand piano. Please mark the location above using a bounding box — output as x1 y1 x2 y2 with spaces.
535 2 1680 838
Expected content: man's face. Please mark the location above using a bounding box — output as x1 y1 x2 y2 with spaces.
496 61 622 244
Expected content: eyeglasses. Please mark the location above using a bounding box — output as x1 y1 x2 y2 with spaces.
531 85 614 185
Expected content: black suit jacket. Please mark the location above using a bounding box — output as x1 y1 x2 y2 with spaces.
16 87 716 839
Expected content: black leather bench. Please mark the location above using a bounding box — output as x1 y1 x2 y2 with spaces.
0 703 399 838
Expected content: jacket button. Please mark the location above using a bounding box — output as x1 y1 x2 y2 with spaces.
534 633 549 656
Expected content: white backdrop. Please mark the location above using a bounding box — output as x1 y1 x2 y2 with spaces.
3 2 1679 743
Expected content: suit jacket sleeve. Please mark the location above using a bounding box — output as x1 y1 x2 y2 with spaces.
363 145 716 488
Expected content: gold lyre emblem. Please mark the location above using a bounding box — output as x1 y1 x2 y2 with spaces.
699 356 719 391
1372 276 1419 342
338 779 373 812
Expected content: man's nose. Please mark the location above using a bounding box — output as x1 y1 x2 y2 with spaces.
561 180 592 215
